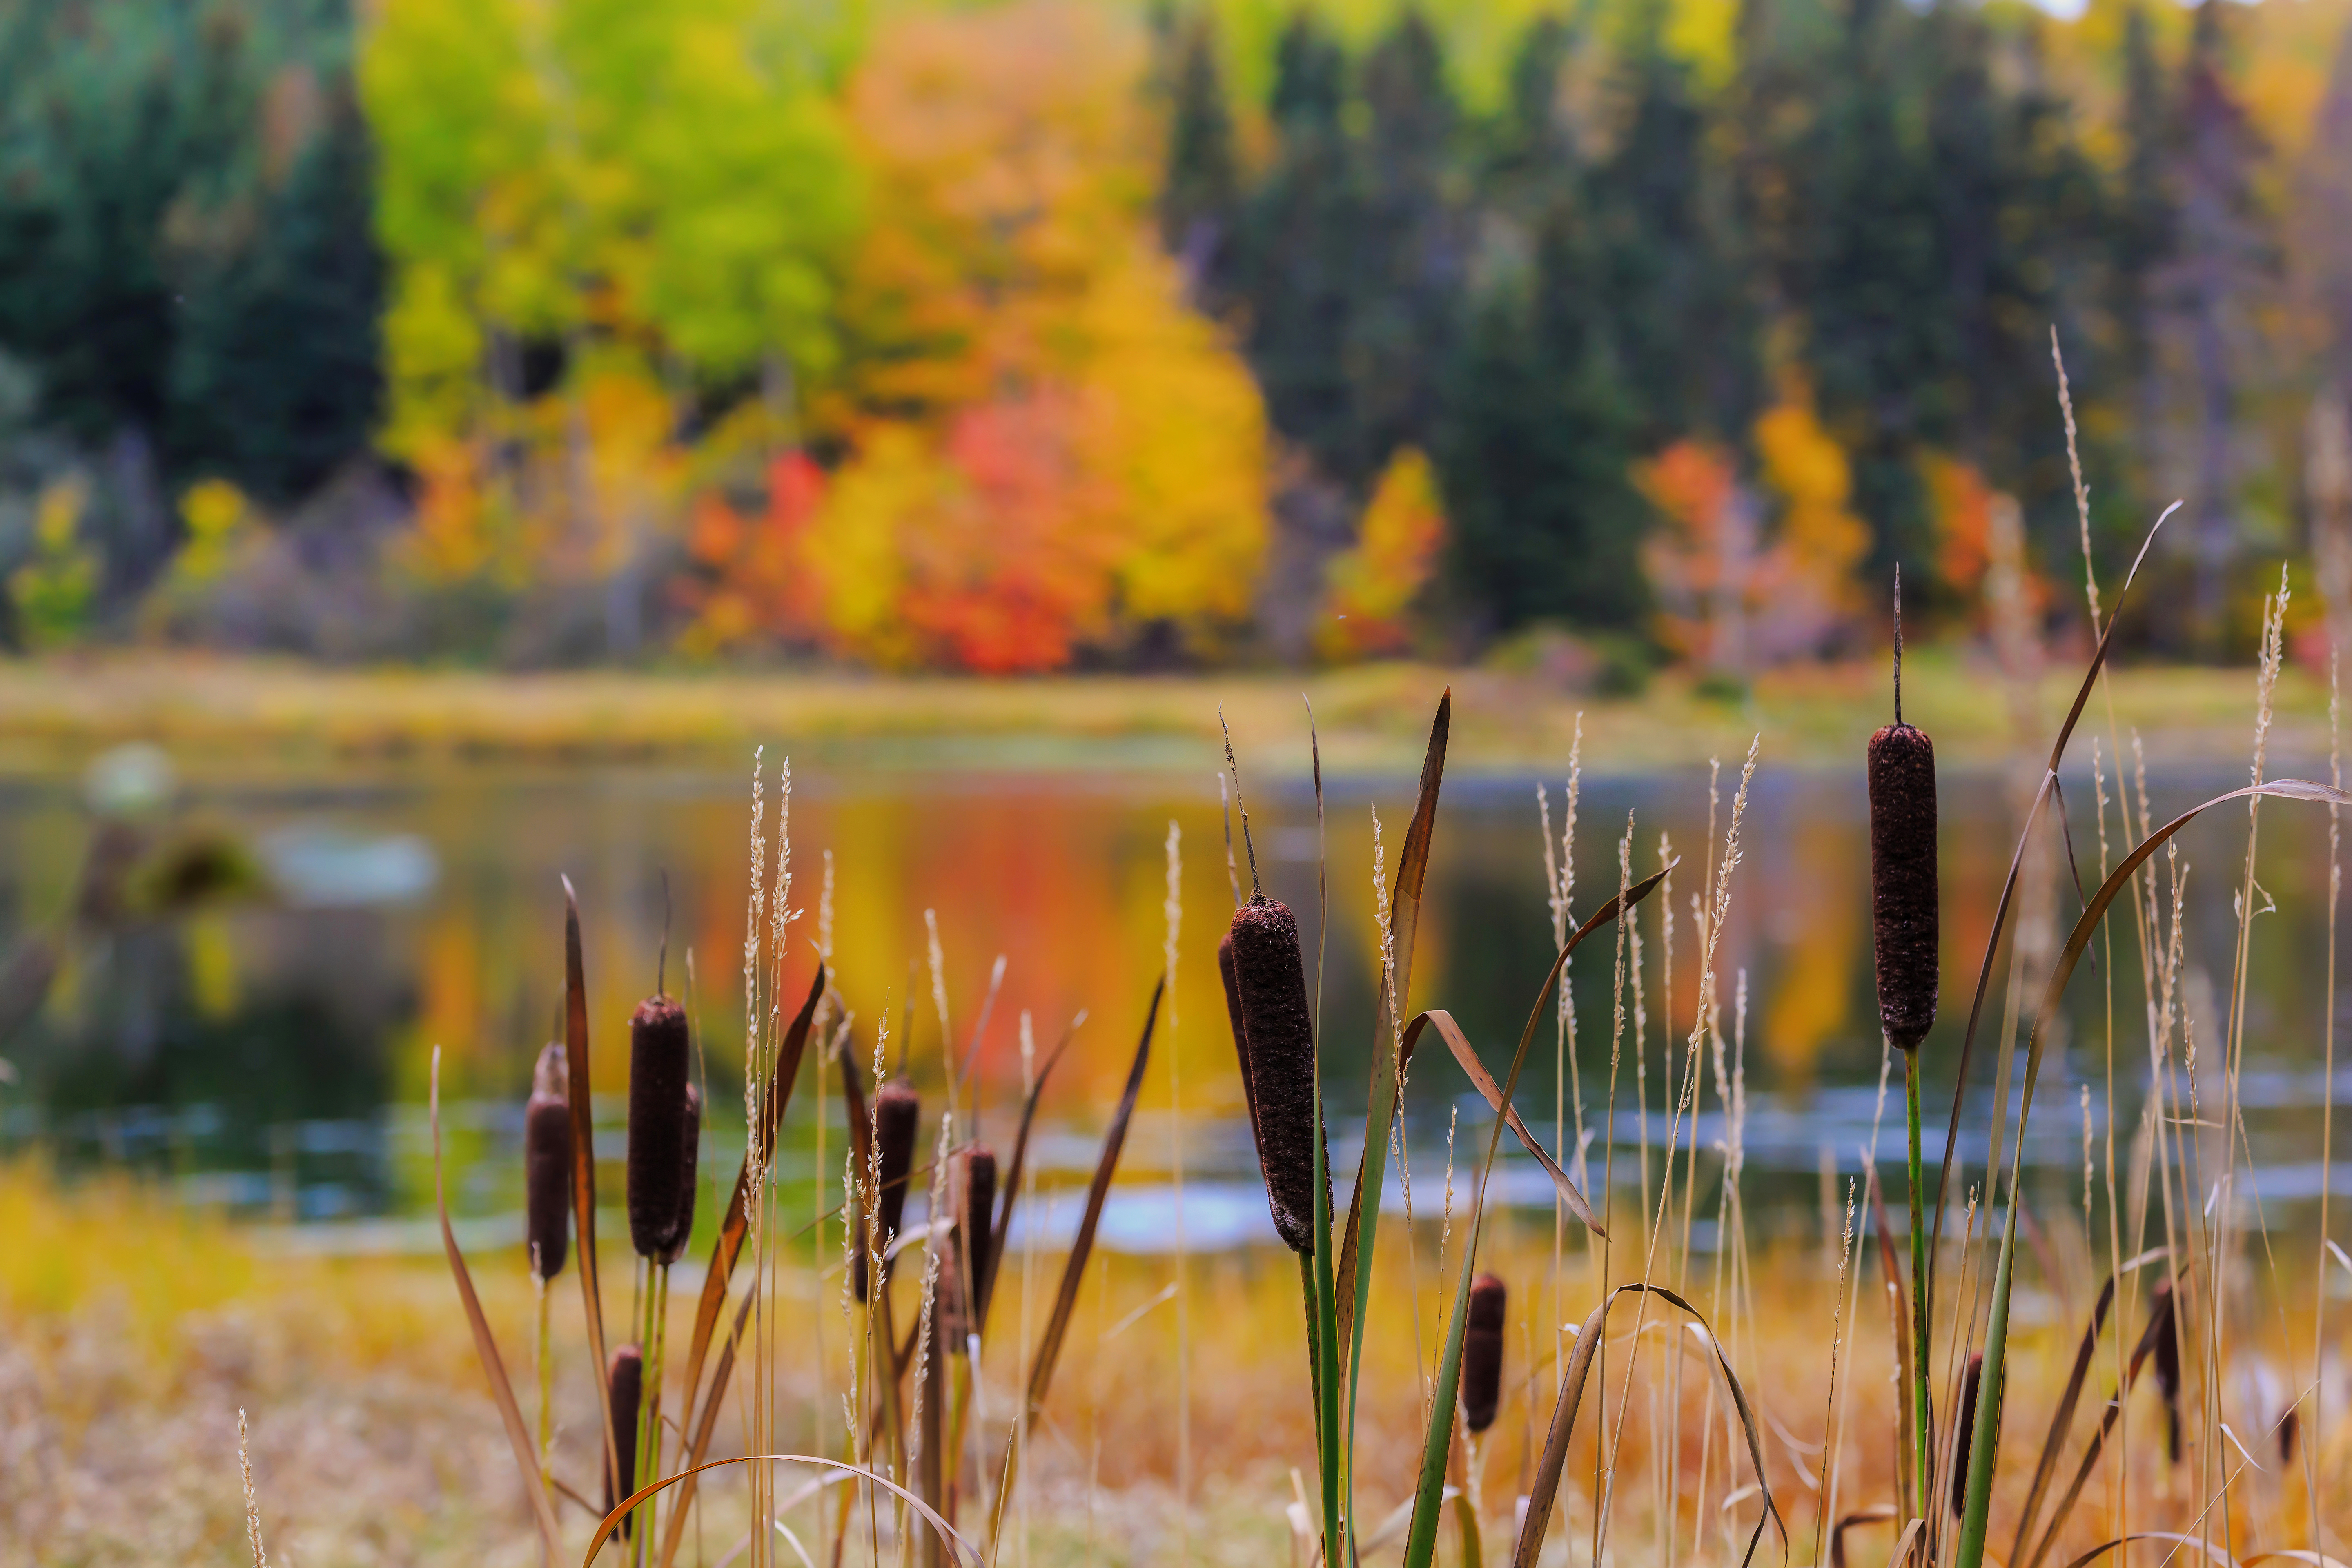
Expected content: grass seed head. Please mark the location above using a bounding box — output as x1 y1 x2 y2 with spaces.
626 993 691 1257
1463 1272 1507 1434
1227 893 1321 1253
524 1042 572 1281
606 1343 644 1535
657 1081 702 1265
1867 722 1940 1049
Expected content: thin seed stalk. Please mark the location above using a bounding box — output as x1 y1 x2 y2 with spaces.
1905 1047 1931 1531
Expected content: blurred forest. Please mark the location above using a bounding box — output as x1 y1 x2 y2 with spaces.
1 0 2349 673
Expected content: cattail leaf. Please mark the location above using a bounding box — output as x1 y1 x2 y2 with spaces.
986 980 1160 1555
1403 864 1670 1568
429 1047 566 1561
1954 778 2352 1568
657 962 826 1568
588 1453 985 1568
2006 1275 2113 1566
1512 1282 1782 1568
1931 507 2174 1271
561 877 619 1509
1419 1007 1605 1236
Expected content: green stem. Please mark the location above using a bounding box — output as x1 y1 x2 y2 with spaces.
1953 1213 2016 1568
639 1263 670 1568
1905 1048 1932 1533
1313 1123 1343 1566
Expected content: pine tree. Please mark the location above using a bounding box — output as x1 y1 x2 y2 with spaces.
1158 9 1238 292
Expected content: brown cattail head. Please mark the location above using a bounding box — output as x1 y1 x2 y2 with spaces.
2149 1277 2183 1464
606 1343 644 1536
1228 893 1322 1253
1462 1273 1507 1434
525 1042 573 1281
855 1078 922 1301
657 1081 702 1265
1949 1351 1984 1519
1219 933 1263 1162
627 993 691 1258
938 1246 971 1352
1867 722 1940 1049
956 1143 999 1326
2279 1405 2301 1465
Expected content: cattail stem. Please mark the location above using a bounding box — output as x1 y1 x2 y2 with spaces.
535 1275 554 1514
1906 1047 1932 1536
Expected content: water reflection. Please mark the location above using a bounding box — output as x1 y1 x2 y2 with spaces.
0 744 2344 1251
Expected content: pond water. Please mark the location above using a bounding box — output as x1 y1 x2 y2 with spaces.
1 735 2344 1256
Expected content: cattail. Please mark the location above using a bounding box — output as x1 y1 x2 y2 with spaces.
1228 893 1323 1253
2279 1405 2301 1465
938 1247 970 1350
525 1042 572 1281
2148 1277 2182 1464
1219 933 1263 1162
627 993 691 1257
657 1082 702 1265
1949 1351 1984 1519
855 1078 921 1301
606 1343 644 1537
1462 1273 1507 1434
956 1143 999 1329
1867 719 1940 1049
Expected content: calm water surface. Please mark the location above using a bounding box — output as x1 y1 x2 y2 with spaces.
2 743 2343 1254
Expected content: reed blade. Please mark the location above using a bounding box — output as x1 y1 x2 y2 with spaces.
978 1018 1079 1334
430 1047 566 1560
1419 1006 1606 1236
561 877 619 1510
1400 866 1668 1568
1931 508 2175 1274
1336 688 1449 1361
986 979 1161 1552
2007 1275 2114 1568
2052 1532 2242 1568
1512 1283 1782 1568
1954 778 2352 1568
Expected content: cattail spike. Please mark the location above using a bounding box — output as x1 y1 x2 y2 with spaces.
957 1143 999 1329
2148 1277 2182 1465
856 1078 922 1301
1462 1273 1507 1434
525 1042 572 1281
606 1343 644 1538
1228 893 1321 1252
627 994 692 1256
1867 717 1940 1050
1950 1351 1984 1520
658 1081 702 1265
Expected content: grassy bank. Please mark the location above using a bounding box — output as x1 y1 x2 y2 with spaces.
0 650 2332 776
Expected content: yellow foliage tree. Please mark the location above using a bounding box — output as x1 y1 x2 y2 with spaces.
1316 446 1446 659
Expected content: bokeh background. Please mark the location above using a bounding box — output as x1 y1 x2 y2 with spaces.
1 0 2349 672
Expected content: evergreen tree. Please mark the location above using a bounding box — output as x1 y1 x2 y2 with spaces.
1158 9 1238 291
2304 25 2352 396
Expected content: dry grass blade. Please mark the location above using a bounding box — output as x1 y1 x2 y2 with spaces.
430 1046 565 1560
1415 1007 1603 1236
1867 1167 1920 1512
1830 1506 1900 1568
1931 507 2176 1268
1888 1518 1925 1568
978 1017 1079 1332
561 877 619 1508
2058 1534 2241 1568
1336 686 1449 1360
1512 1282 1782 1568
589 1454 984 1568
2020 1262 2176 1568
1403 865 1670 1568
986 978 1161 1553
2006 1275 2114 1568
